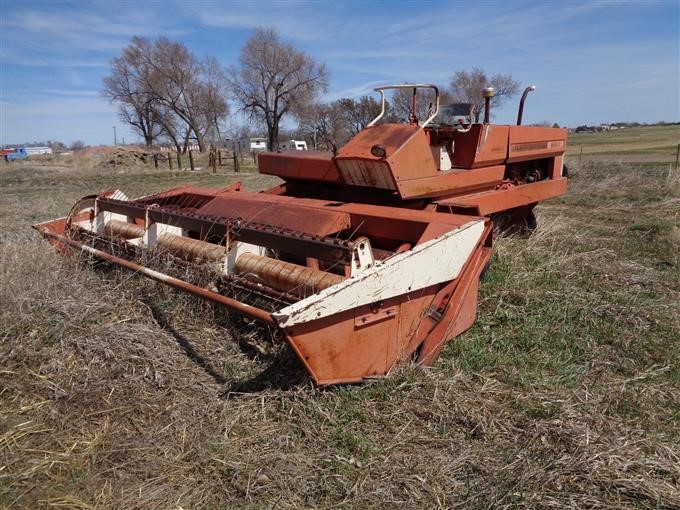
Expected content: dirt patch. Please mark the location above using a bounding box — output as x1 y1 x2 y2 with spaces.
94 147 151 168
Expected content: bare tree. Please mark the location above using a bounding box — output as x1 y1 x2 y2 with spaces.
154 103 189 153
103 36 229 152
297 102 348 152
335 95 385 136
228 28 329 151
102 37 161 148
298 95 397 151
50 141 67 154
449 68 520 122
389 86 450 125
70 140 87 152
144 38 229 152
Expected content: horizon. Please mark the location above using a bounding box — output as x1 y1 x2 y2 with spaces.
1 0 679 146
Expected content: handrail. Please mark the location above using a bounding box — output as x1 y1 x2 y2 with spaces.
367 84 440 128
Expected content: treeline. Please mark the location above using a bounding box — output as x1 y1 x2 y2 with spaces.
575 121 679 133
104 27 522 152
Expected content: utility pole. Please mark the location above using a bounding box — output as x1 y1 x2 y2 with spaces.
113 126 117 147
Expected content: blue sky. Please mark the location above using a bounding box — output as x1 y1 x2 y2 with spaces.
1 0 678 146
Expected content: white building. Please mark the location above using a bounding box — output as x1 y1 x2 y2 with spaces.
279 140 308 151
248 138 267 151
24 146 53 155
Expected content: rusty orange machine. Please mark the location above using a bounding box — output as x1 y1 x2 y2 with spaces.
35 84 568 385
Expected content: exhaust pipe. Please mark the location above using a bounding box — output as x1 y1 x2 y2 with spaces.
516 85 536 126
483 87 495 124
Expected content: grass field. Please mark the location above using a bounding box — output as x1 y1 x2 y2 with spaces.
1 126 679 508
566 125 680 163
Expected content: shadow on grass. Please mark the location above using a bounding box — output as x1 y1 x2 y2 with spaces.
146 299 230 385
221 347 308 395
145 298 308 394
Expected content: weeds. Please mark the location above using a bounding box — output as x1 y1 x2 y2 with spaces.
1 153 679 508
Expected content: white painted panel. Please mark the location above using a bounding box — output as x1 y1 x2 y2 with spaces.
144 222 182 249
94 190 128 236
273 220 485 328
225 242 266 273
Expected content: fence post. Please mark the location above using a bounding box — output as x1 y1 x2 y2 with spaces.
675 143 679 171
217 150 222 166
211 148 217 174
579 145 583 162
189 150 195 171
233 150 240 173
168 154 173 170
153 153 158 169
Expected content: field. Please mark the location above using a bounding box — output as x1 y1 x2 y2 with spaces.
567 125 679 163
1 126 679 509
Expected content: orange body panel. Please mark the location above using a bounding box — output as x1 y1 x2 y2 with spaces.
259 151 342 183
396 165 505 200
448 124 509 168
507 126 568 163
436 178 568 216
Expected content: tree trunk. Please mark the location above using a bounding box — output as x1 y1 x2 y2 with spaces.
182 130 191 153
268 122 279 151
195 132 205 152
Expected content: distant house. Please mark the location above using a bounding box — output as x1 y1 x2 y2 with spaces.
24 146 52 155
279 140 308 151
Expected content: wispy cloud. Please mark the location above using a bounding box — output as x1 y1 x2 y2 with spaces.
0 0 676 144
182 0 334 41
44 89 101 98
325 80 395 101
3 7 188 51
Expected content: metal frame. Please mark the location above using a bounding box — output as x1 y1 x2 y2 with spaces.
367 84 440 128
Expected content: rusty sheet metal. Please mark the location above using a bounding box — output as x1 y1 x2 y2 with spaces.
258 151 342 183
197 195 352 236
334 158 396 190
336 123 420 159
96 197 355 263
335 124 439 186
436 178 568 216
395 164 505 200
449 124 509 169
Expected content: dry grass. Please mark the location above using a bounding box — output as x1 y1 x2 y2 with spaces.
1 148 679 508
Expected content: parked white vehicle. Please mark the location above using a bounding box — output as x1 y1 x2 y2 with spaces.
249 137 267 151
